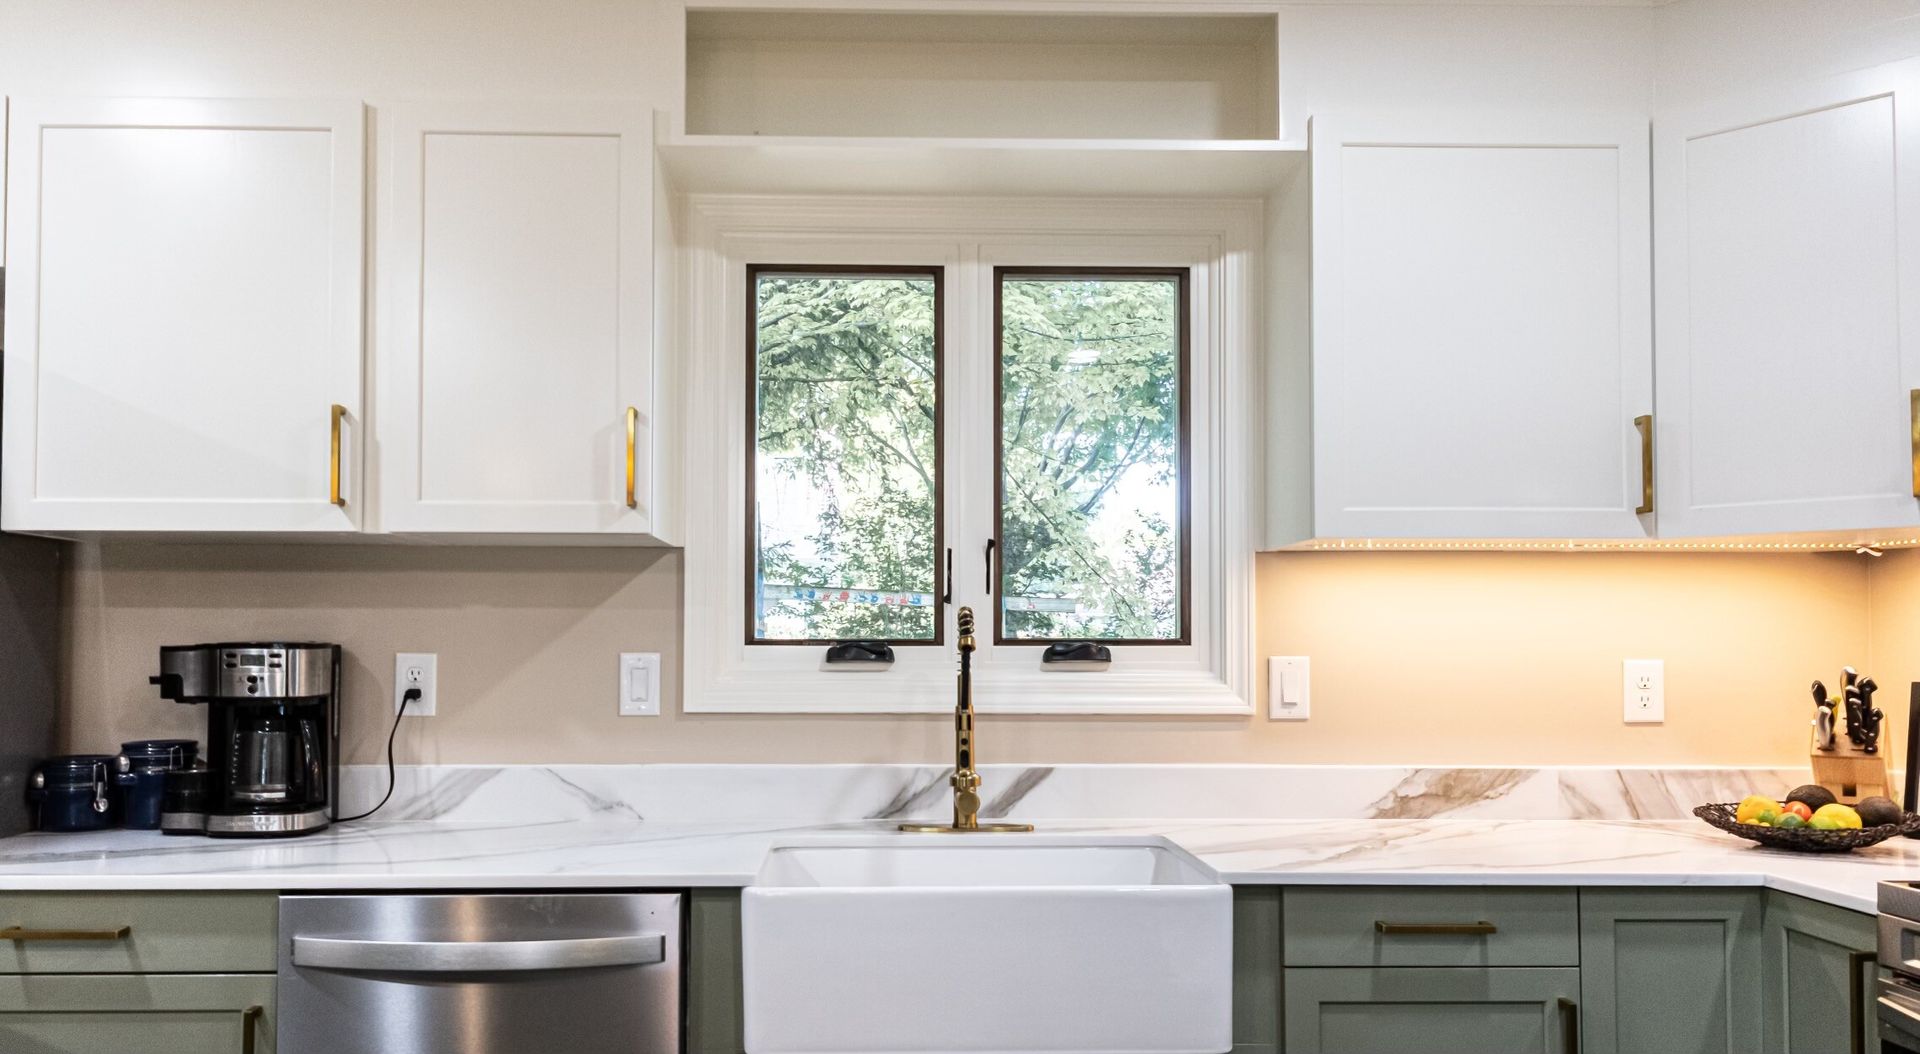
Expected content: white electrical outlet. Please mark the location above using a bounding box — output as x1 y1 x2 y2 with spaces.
1623 658 1663 723
395 652 437 716
1268 656 1310 721
619 652 661 716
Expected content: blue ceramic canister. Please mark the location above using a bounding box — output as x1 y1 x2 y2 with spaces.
114 739 199 831
28 755 120 832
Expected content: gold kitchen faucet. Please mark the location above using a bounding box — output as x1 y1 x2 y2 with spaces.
900 606 1034 834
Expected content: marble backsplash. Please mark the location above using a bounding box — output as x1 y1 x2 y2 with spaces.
335 764 1826 825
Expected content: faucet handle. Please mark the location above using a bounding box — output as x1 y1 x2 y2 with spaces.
956 606 976 650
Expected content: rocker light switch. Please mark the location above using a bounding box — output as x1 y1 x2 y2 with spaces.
1269 656 1309 721
619 652 660 716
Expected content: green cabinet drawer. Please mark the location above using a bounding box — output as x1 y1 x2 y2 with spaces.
1284 966 1580 1054
1763 891 1879 1054
0 892 276 974
0 973 274 1053
1283 887 1579 967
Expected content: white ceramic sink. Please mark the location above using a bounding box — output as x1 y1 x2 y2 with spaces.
741 835 1232 1054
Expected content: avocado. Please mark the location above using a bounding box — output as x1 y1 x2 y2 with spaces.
1856 795 1904 827
1786 784 1838 812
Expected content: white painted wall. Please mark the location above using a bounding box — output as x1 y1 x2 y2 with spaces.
1656 0 1920 110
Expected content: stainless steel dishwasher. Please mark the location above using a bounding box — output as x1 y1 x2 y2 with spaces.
279 892 682 1054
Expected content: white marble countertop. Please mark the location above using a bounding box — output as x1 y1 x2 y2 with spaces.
1 817 1916 914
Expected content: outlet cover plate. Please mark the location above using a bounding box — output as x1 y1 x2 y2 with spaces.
395 652 437 716
1623 658 1663 724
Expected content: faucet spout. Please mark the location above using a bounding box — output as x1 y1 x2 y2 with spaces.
901 606 1032 834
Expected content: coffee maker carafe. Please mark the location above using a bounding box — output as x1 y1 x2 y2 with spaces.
151 643 340 837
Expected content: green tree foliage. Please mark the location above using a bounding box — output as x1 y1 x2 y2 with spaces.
753 274 938 640
1000 277 1180 640
750 272 1182 643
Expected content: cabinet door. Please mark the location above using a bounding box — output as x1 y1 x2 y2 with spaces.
1653 57 1920 538
376 101 658 537
0 974 274 1053
1763 892 1879 1054
1308 114 1653 540
1579 889 1763 1054
1284 966 1580 1054
2 97 364 534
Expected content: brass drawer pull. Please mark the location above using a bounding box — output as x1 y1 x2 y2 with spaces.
329 403 348 507
1634 413 1654 515
1 925 131 941
242 1004 263 1054
1373 920 1497 936
624 405 639 509
1909 390 1919 498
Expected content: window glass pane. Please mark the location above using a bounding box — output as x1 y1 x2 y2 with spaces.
999 273 1184 642
751 270 941 642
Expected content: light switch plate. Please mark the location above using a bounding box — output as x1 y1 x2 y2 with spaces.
1268 656 1310 721
1623 658 1664 724
620 652 661 716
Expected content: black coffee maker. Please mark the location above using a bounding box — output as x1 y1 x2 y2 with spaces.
150 643 340 837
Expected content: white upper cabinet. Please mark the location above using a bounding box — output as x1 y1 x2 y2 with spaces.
375 101 663 540
2 98 365 535
1290 114 1654 543
1653 59 1920 539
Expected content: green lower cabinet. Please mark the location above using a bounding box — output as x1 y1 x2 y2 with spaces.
1283 966 1581 1053
1762 891 1878 1054
0 974 274 1053
1578 889 1763 1054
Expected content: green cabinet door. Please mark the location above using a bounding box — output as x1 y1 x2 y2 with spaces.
1283 967 1581 1054
0 974 274 1054
1579 889 1763 1054
1763 891 1879 1054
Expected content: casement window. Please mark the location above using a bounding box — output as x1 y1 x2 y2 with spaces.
747 266 945 646
993 268 1189 647
684 199 1256 714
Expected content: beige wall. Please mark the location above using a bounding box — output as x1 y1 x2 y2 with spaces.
62 543 1883 768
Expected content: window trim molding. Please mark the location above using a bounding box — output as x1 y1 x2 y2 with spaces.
744 263 947 647
680 194 1260 716
991 265 1192 647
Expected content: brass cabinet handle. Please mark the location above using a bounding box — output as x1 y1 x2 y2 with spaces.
242 1004 263 1054
1559 996 1579 1054
1850 949 1875 1054
624 405 639 509
1634 414 1654 515
1909 390 1919 498
1 925 130 941
329 404 347 507
1373 920 1497 936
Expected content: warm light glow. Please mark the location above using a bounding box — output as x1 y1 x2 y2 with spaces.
1300 538 1920 553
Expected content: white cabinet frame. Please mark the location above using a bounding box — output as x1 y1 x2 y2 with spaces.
374 101 660 539
2 97 365 535
1300 112 1655 543
1653 58 1920 539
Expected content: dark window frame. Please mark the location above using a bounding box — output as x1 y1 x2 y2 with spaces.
745 263 947 647
992 265 1192 647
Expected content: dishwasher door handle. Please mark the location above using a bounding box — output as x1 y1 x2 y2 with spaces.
292 933 665 973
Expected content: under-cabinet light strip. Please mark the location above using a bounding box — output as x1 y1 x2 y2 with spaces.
1303 538 1920 553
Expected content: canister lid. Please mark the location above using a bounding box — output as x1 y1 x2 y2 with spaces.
35 755 117 786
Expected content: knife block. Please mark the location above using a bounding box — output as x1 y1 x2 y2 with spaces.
1810 730 1892 805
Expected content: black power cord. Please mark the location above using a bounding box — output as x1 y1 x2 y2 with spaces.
338 686 419 823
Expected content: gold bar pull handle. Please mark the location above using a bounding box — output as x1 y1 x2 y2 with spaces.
1374 920 1498 936
329 404 347 507
1 925 130 941
1909 390 1920 498
624 406 639 509
242 1004 263 1054
1634 413 1654 515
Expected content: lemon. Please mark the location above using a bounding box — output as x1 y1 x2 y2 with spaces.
1812 803 1862 830
1736 795 1779 824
